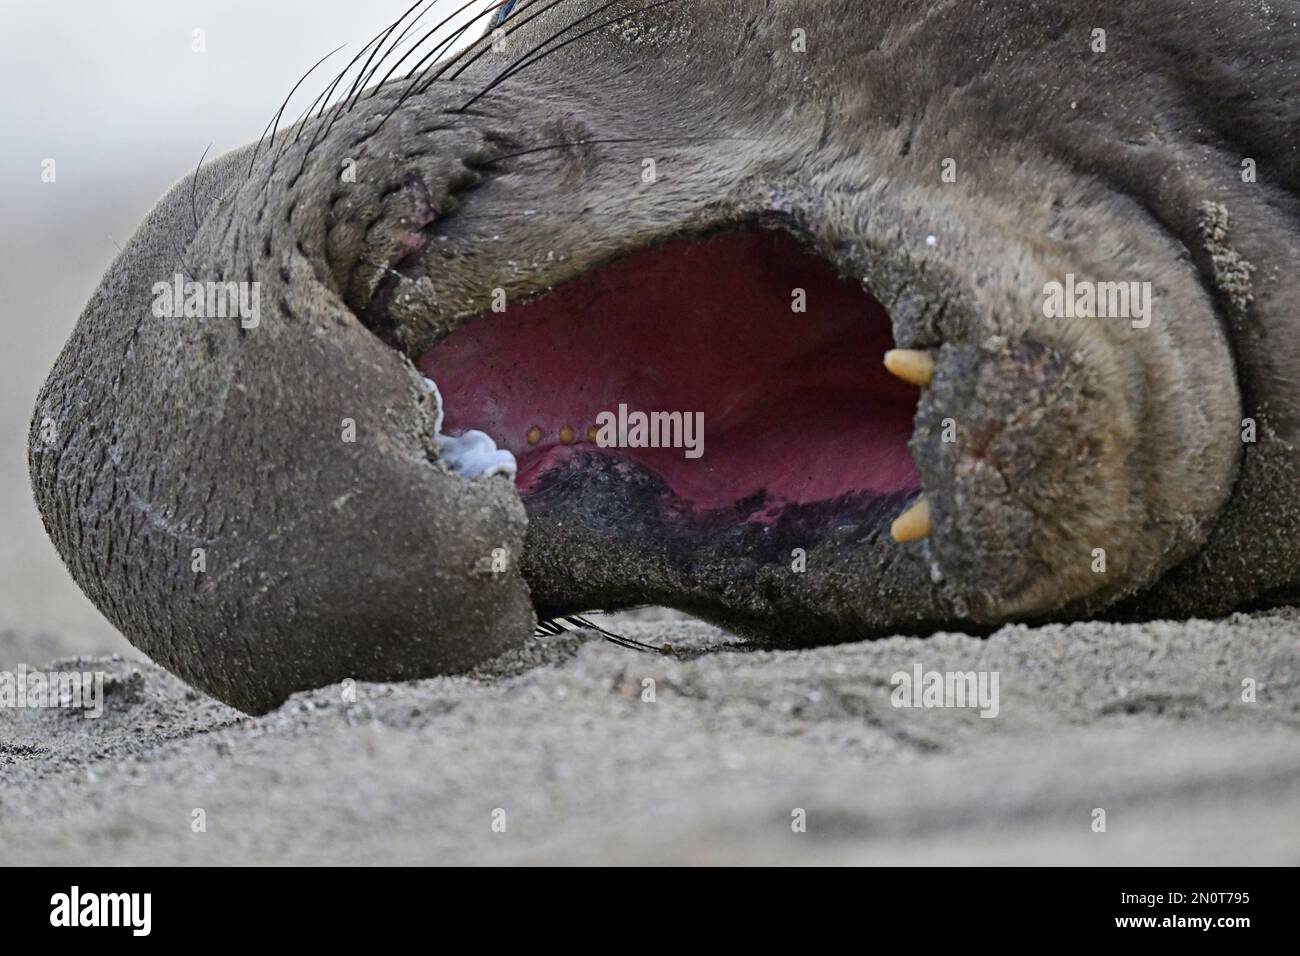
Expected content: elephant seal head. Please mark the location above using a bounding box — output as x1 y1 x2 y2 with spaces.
30 0 1300 712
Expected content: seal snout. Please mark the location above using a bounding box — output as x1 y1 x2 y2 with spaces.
896 329 1228 623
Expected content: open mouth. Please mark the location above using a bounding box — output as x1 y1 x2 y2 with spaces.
414 229 922 551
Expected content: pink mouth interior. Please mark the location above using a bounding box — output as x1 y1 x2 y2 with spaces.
418 230 919 517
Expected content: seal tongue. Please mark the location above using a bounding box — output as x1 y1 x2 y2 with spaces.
418 229 920 516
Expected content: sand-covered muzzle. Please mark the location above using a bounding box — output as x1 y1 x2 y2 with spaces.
25 98 546 714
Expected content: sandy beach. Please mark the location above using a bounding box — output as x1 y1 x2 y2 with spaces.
3 608 1296 865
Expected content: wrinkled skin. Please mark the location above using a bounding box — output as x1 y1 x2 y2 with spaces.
30 0 1300 713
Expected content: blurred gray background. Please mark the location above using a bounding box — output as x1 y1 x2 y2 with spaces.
0 0 495 661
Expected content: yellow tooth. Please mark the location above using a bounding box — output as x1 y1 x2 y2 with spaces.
559 425 575 445
884 349 935 387
587 426 600 444
526 426 542 445
891 497 932 543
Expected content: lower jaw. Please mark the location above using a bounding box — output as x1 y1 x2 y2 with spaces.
519 449 923 631
413 228 931 633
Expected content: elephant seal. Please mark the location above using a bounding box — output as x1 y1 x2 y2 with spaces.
29 0 1300 713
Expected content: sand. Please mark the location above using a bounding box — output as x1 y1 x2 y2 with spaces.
2 608 1297 865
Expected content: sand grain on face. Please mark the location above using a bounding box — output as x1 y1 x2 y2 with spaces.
2 609 1297 865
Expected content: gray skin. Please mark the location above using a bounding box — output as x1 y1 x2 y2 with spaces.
29 0 1300 714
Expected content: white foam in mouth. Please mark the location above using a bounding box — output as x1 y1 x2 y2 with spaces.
435 429 518 479
423 377 517 480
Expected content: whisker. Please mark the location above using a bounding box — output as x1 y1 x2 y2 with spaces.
390 0 444 50
344 0 456 110
378 0 524 121
363 0 497 103
339 0 428 109
296 0 496 179
395 0 584 114
300 34 388 132
439 0 582 84
533 615 668 654
417 0 548 84
457 0 682 113
365 0 520 137
288 0 430 154
247 44 346 177
170 239 196 280
190 142 213 231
